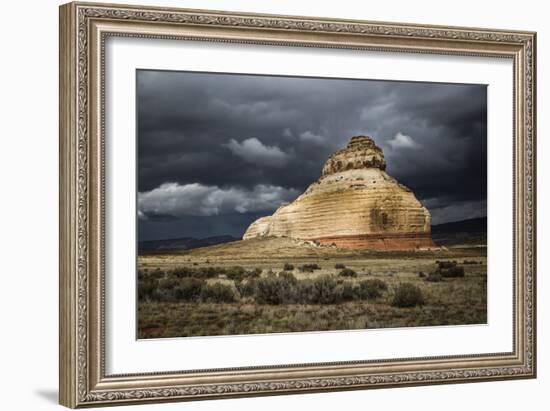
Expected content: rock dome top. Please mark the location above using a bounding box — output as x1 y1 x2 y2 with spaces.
321 135 386 176
243 133 433 250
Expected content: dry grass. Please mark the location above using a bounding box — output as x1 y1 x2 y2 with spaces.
138 237 487 338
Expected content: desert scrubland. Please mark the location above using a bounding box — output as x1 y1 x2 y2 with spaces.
137 237 486 338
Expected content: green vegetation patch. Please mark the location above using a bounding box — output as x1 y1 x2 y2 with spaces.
392 283 425 308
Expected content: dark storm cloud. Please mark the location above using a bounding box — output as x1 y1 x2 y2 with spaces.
137 70 486 240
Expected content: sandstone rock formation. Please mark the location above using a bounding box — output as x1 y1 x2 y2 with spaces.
243 135 435 250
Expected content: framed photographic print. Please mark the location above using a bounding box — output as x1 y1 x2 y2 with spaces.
59 2 537 408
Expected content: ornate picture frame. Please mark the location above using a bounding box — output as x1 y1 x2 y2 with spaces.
59 2 536 408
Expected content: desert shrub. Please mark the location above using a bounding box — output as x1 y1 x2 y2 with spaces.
235 279 257 298
138 277 158 301
192 267 219 279
204 266 231 279
200 283 237 303
355 278 388 299
227 267 262 280
174 278 205 301
152 278 180 301
439 266 465 278
340 282 356 301
329 283 354 303
300 263 321 273
283 263 295 271
368 278 388 291
158 277 178 291
251 273 386 305
170 266 212 279
437 261 457 269
433 260 465 278
335 263 346 269
295 280 316 304
170 266 261 280
392 283 425 308
249 268 262 277
338 268 357 278
171 266 195 278
418 271 426 278
255 275 281 304
150 268 165 279
170 267 206 278
278 271 298 283
255 272 298 304
297 275 342 304
225 266 246 280
312 275 340 304
426 272 442 282
137 269 148 281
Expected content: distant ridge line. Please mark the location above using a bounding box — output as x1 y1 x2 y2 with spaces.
431 217 487 234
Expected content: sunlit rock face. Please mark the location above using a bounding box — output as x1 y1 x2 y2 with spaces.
243 135 435 250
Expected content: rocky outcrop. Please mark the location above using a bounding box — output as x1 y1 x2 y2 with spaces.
243 135 435 250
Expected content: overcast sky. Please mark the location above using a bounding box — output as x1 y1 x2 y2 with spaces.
137 69 487 241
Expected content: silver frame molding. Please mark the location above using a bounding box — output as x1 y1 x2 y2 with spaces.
59 2 536 408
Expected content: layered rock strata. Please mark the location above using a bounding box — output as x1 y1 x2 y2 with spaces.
243 135 434 250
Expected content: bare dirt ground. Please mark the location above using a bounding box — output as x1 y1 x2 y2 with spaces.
138 237 487 339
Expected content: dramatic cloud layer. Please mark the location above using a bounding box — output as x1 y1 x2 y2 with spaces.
137 70 486 240
138 183 299 218
225 138 290 167
388 132 421 150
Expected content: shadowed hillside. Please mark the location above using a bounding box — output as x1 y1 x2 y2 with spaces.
431 217 487 247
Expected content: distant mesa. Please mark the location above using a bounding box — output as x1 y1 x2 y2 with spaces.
243 135 435 250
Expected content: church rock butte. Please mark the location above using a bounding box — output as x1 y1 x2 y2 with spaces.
243 135 435 250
